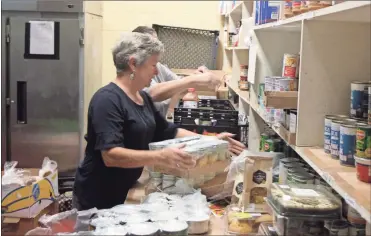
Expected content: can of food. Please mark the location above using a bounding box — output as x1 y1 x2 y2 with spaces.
276 77 297 91
289 110 297 133
282 53 300 78
284 0 294 18
331 120 345 159
260 132 269 151
263 139 275 152
324 115 348 154
351 82 371 119
349 223 366 236
356 123 371 158
264 76 275 91
292 0 301 14
328 220 349 236
339 123 357 166
354 156 371 183
368 86 371 125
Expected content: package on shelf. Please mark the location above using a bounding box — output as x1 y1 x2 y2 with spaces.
267 183 343 235
226 204 273 235
241 152 278 213
2 157 59 218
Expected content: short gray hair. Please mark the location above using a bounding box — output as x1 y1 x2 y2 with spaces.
112 32 164 75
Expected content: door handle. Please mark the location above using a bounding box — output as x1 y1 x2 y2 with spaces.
17 81 27 124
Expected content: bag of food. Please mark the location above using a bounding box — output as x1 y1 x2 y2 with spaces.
242 153 274 213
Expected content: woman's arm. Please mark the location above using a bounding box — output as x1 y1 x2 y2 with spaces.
147 72 222 102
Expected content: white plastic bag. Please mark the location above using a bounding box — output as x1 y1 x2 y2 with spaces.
2 161 31 186
39 157 58 178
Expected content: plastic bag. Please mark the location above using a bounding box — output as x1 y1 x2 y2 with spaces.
2 161 32 186
39 157 58 178
39 208 78 234
25 227 53 236
74 208 98 232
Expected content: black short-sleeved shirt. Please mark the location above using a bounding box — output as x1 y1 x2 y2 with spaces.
73 82 178 210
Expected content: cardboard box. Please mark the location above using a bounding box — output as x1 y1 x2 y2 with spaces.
153 159 230 179
199 172 234 198
2 201 59 236
2 168 59 218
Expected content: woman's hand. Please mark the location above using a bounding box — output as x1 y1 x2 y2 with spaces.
217 132 246 156
157 144 196 170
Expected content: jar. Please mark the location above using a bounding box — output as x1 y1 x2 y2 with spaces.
196 148 209 167
286 167 306 183
239 80 249 91
278 157 299 184
182 88 198 108
240 65 248 77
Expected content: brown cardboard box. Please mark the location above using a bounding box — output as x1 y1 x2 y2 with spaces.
2 201 59 236
199 172 234 198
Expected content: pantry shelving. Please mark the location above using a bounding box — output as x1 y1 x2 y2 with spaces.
219 0 371 225
264 91 298 109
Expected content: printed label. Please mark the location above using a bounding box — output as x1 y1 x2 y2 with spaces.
291 188 320 197
253 170 267 184
183 101 198 108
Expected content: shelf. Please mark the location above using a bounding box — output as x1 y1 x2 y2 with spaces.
225 80 249 105
250 99 371 223
225 46 250 51
294 147 371 223
264 91 298 109
253 1 371 32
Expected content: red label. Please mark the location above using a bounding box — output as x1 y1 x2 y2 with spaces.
284 66 297 78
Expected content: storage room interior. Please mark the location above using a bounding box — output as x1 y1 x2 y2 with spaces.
1 1 371 235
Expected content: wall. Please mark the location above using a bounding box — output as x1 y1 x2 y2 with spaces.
101 1 221 84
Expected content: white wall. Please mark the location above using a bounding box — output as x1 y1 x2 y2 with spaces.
101 1 221 84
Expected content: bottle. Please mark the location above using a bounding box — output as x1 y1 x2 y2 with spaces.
183 88 198 108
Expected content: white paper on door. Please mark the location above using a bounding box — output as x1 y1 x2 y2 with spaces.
29 21 55 55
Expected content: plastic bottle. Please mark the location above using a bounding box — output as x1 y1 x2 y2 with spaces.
183 88 198 108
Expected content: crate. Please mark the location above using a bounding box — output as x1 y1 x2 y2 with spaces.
174 99 241 139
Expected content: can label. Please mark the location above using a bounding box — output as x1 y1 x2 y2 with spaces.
351 83 369 119
356 126 371 158
331 121 341 159
263 139 275 152
340 125 356 166
324 118 332 154
260 133 269 151
282 54 299 78
276 78 297 91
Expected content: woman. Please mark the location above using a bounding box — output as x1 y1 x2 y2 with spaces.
73 32 245 211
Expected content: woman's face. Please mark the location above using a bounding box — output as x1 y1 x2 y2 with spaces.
133 54 159 88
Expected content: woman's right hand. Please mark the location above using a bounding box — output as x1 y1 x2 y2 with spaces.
157 145 196 170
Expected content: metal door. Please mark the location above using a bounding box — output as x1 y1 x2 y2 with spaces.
7 17 82 174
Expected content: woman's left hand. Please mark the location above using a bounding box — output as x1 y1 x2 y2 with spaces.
216 132 246 156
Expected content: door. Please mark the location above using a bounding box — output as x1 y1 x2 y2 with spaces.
7 17 82 175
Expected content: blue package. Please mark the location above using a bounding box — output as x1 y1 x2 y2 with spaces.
266 5 279 23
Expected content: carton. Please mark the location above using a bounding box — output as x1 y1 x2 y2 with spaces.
2 168 59 218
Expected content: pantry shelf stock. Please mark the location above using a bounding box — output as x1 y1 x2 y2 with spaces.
252 1 371 32
264 91 298 109
294 147 371 224
225 80 250 105
250 100 371 223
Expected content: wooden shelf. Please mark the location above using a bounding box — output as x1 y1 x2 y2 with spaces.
264 91 298 109
226 80 249 104
225 46 249 51
294 147 371 223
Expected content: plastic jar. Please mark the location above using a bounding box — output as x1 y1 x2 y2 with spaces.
182 88 198 108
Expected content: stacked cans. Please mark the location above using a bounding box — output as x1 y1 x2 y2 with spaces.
324 115 368 167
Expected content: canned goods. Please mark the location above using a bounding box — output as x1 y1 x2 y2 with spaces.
331 120 345 159
238 80 249 90
282 53 300 78
339 123 357 166
325 115 342 154
351 82 371 119
260 132 269 151
263 139 275 152
368 86 371 125
356 123 371 159
292 0 301 14
264 76 275 91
